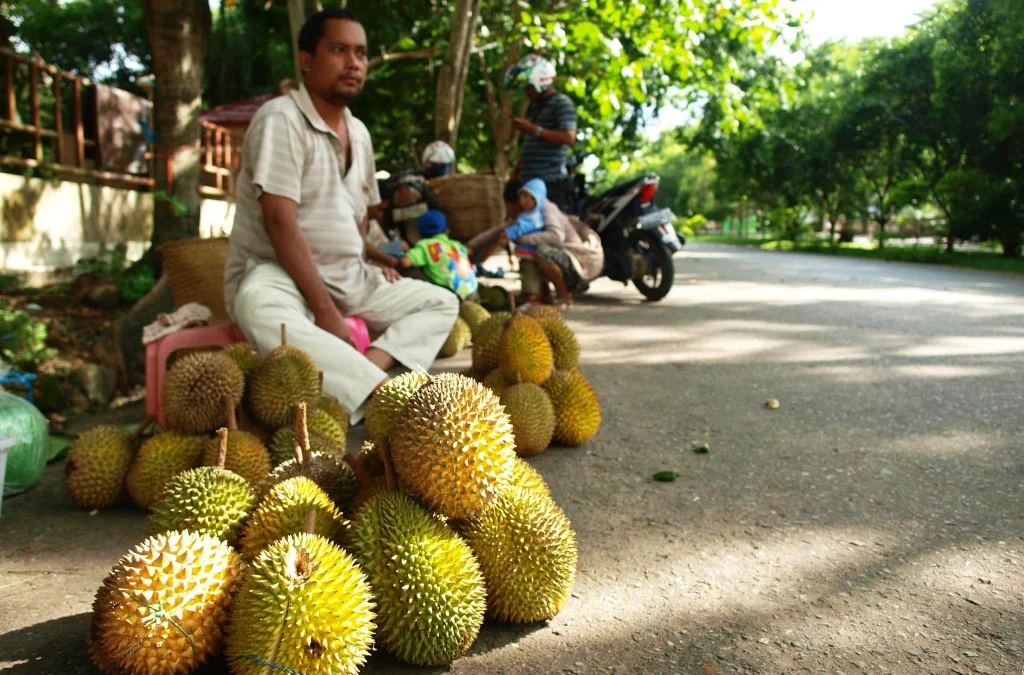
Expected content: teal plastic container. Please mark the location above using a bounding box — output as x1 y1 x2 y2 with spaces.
0 389 50 497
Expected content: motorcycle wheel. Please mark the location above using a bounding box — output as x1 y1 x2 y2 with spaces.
629 230 674 301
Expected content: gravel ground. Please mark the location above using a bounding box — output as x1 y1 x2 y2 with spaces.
1 243 1022 675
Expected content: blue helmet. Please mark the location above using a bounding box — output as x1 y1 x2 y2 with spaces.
418 209 448 237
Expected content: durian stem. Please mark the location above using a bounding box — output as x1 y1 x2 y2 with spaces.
216 428 229 469
295 402 311 471
318 371 324 393
280 323 288 347
128 415 156 444
303 508 316 534
380 438 397 492
224 395 238 431
343 452 372 490
508 291 519 316
292 438 304 466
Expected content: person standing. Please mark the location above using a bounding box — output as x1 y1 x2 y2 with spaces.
505 54 578 213
224 8 458 421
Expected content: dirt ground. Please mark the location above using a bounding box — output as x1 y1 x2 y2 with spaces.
2 243 1022 675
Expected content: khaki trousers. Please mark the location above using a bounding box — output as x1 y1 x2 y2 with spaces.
233 262 459 422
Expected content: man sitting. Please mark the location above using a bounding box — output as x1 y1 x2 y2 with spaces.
224 8 458 421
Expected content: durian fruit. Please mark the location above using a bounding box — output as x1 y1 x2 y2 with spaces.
500 383 556 456
350 441 389 511
163 351 245 433
223 342 261 377
125 431 206 510
349 492 485 666
364 371 430 442
316 390 350 435
544 369 602 446
226 532 376 675
389 373 515 520
536 317 580 371
88 530 244 675
470 312 511 375
499 314 554 385
481 369 508 394
460 300 491 338
200 399 272 489
270 413 346 467
239 476 347 559
149 429 258 545
247 325 320 428
462 487 577 623
439 317 472 358
508 457 551 499
526 304 565 324
64 424 135 509
265 452 358 514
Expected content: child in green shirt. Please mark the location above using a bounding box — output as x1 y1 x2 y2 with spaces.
400 210 479 300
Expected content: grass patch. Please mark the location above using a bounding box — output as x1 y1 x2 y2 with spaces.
691 235 1024 274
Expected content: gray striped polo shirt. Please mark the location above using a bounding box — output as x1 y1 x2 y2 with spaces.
518 91 577 182
224 84 382 318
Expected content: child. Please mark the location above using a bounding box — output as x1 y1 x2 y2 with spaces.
400 210 479 300
502 178 547 258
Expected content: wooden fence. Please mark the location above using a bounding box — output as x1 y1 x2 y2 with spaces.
0 48 234 199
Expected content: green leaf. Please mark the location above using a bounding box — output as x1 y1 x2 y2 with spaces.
652 471 680 482
693 443 711 454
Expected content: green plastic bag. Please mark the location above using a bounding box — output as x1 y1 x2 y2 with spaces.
0 389 49 496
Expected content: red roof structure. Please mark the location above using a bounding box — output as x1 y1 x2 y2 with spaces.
200 93 281 127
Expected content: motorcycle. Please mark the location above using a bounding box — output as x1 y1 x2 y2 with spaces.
570 171 684 302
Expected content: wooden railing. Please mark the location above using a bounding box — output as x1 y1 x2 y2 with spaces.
0 49 234 199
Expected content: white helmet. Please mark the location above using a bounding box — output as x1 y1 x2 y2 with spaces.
504 54 557 92
422 140 456 166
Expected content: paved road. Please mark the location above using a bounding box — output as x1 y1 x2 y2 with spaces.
2 244 1022 674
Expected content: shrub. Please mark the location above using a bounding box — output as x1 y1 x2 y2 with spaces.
0 302 57 372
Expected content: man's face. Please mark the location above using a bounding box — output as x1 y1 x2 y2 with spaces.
525 85 542 103
300 19 368 105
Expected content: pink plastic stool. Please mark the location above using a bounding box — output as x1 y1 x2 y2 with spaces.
145 317 370 426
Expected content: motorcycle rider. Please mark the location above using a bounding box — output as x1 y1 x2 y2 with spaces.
505 54 578 213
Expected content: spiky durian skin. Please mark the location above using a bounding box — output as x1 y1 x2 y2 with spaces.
536 317 580 371
543 369 602 446
500 383 556 456
201 430 272 490
460 301 491 338
163 351 245 433
264 452 358 514
226 533 375 675
349 492 485 666
223 342 261 377
247 345 320 428
126 432 206 510
525 304 564 324
148 467 256 545
470 312 511 375
88 530 244 675
508 457 552 500
364 371 430 442
239 477 347 559
462 488 577 623
268 414 345 466
316 393 350 435
498 315 554 385
63 425 133 509
481 369 508 394
439 317 472 357
390 373 515 520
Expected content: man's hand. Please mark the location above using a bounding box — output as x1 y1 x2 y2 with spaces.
313 303 354 346
398 257 412 269
380 266 402 283
511 117 537 135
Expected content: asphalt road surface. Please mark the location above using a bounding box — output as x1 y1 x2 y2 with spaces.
2 243 1022 675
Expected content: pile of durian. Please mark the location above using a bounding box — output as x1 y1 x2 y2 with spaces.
443 300 602 455
62 324 583 675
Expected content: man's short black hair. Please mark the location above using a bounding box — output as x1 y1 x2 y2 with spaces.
298 8 362 54
503 179 524 203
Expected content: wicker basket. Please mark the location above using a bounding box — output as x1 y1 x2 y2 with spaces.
425 173 506 243
158 237 231 322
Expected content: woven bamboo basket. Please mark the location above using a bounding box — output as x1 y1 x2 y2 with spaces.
425 173 506 243
158 237 231 322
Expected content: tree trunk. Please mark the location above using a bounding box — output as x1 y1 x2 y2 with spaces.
434 0 481 146
144 0 211 258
